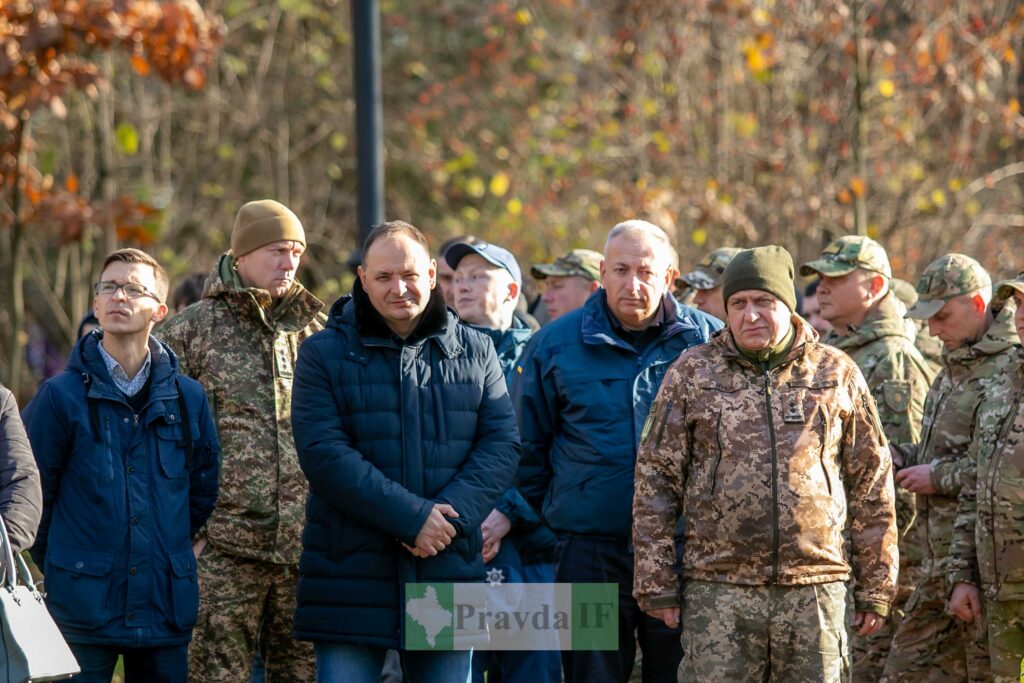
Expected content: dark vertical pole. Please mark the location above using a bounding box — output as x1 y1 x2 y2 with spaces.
351 0 384 268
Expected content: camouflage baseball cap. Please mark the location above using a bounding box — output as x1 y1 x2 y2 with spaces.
799 235 892 279
675 247 742 291
995 273 1024 302
905 253 991 319
531 249 602 282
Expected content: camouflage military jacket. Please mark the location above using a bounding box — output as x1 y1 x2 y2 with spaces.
913 306 1019 580
825 292 935 570
159 255 325 564
948 345 1024 601
633 317 898 616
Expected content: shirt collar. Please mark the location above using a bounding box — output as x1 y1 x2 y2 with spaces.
98 340 153 397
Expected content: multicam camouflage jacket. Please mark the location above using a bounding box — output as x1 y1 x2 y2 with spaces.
825 291 935 570
633 317 899 616
948 345 1024 601
911 305 1019 581
159 254 325 564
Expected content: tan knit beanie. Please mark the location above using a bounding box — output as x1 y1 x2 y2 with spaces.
231 200 305 257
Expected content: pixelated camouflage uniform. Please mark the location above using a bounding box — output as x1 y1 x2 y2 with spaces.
948 285 1024 683
633 316 899 682
159 254 324 682
823 291 935 680
881 304 1017 682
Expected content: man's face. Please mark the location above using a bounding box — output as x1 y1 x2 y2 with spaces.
437 257 457 307
541 275 597 321
815 270 875 331
927 294 985 350
600 235 672 330
93 262 168 337
358 236 436 333
693 285 726 322
726 289 792 351
802 293 832 335
235 240 305 298
453 254 516 329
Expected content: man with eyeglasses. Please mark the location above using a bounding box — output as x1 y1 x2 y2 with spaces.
23 248 220 682
159 200 325 682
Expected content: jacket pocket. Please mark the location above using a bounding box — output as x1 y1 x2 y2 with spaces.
327 515 377 561
710 413 724 496
155 423 188 479
818 405 833 497
44 545 116 629
169 549 199 629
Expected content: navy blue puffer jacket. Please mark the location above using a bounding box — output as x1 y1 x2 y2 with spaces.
291 282 520 647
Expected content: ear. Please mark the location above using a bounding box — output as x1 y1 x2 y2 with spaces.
428 258 437 289
971 293 987 315
870 275 886 297
588 280 601 293
599 259 607 283
507 281 520 303
151 303 170 324
357 265 367 289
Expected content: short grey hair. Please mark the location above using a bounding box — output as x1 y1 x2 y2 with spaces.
604 220 674 268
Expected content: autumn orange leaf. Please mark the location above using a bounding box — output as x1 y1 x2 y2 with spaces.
131 54 150 76
65 174 78 193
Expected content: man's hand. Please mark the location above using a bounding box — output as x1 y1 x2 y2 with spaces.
854 610 885 636
192 538 207 560
482 538 501 564
949 582 982 623
410 503 459 557
481 509 511 547
646 607 680 629
895 464 936 494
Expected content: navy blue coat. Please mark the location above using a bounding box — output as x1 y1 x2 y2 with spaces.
291 283 520 647
23 331 219 647
512 290 721 538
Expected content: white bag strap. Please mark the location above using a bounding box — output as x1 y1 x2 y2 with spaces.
0 515 17 592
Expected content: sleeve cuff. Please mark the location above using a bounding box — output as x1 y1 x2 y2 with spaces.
854 600 890 618
638 591 681 612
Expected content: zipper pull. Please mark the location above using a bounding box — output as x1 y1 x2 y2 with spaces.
133 414 139 427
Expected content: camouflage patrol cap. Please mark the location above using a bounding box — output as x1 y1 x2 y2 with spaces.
799 235 892 279
905 253 991 319
531 249 602 282
995 273 1024 302
675 247 743 291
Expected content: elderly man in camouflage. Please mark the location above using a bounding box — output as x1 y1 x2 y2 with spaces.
879 254 1016 682
946 273 1024 683
633 245 899 682
675 246 742 323
802 236 935 681
160 200 324 682
531 248 602 322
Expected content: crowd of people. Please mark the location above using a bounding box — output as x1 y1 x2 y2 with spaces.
0 198 1021 683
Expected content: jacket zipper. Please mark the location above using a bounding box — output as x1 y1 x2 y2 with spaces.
763 370 780 584
818 407 832 497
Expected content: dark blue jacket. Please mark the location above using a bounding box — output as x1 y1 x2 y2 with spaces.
291 282 520 647
471 317 558 564
512 290 721 538
23 331 219 647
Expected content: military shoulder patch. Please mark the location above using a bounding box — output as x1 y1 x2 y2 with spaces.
881 380 911 413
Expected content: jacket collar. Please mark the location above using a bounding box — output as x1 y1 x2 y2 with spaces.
826 292 910 349
468 315 533 352
68 330 179 405
715 314 819 371
202 252 324 332
331 279 463 357
580 289 701 351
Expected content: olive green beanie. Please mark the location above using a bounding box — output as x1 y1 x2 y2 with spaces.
721 245 797 312
231 200 306 257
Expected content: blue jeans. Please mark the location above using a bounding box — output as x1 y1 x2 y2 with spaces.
315 642 471 683
68 642 188 683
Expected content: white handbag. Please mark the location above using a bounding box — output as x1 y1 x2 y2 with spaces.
0 517 79 682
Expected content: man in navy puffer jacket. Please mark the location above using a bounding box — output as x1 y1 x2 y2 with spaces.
291 221 520 683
